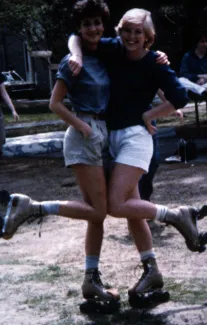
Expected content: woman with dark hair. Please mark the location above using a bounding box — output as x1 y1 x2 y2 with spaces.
180 30 207 94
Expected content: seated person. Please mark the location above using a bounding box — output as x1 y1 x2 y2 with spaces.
179 30 207 96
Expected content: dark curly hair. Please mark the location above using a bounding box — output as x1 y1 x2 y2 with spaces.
193 29 207 49
71 0 110 32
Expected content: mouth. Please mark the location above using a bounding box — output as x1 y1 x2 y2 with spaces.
88 32 100 37
126 41 139 46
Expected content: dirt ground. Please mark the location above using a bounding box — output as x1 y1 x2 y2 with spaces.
0 157 207 325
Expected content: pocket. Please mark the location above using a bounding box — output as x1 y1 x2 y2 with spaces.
86 118 100 141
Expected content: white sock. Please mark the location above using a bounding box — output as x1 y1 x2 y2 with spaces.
155 204 168 222
140 249 156 261
41 201 60 215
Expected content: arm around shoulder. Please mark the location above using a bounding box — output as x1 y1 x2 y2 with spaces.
68 34 83 76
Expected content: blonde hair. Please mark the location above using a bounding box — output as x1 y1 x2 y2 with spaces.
115 8 155 49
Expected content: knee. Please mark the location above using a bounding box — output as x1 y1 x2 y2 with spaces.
108 197 120 218
94 207 107 223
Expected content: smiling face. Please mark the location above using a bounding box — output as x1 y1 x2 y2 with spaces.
79 16 104 49
120 21 147 53
116 9 155 59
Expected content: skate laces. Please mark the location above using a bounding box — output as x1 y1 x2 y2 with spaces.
27 205 43 237
134 261 150 284
91 269 104 287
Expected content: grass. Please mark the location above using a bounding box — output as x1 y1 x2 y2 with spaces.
4 112 60 124
18 265 68 283
157 109 207 128
0 103 207 325
166 278 207 305
23 294 56 309
4 102 207 129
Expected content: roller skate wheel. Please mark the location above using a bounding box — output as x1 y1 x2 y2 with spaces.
0 190 10 206
129 290 170 309
79 299 120 314
199 232 207 246
198 205 207 220
80 300 99 314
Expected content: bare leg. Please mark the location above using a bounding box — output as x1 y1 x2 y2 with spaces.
108 163 201 253
127 186 153 253
72 165 118 301
1 165 107 239
108 163 156 220
108 164 163 293
73 165 106 257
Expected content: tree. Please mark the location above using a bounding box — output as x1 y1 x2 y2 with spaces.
0 0 75 61
0 0 206 62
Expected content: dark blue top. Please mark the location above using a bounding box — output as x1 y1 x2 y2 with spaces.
56 53 110 114
0 72 5 85
98 38 189 130
180 50 207 82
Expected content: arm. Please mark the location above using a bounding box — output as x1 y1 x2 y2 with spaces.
156 89 184 123
0 83 19 121
68 35 83 76
180 53 198 82
142 101 175 134
158 64 189 110
155 51 170 65
49 80 92 138
197 74 207 85
144 63 188 134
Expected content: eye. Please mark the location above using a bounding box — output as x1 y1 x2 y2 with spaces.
122 28 131 34
82 20 91 27
135 29 143 35
94 19 102 26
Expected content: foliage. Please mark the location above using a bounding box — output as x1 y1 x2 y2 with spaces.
0 0 75 60
0 1 207 62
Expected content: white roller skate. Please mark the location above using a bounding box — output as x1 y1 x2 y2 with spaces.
0 190 42 239
163 206 207 253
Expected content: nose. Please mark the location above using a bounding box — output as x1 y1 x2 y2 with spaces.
88 23 96 31
128 31 136 40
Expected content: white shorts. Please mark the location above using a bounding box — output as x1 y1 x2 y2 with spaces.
64 115 108 167
109 125 153 173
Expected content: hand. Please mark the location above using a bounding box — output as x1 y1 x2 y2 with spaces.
197 77 206 85
197 74 207 81
142 112 157 135
173 109 184 124
68 55 82 76
12 111 19 122
79 122 92 138
156 50 170 65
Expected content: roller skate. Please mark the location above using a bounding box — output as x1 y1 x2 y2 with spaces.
79 268 120 314
0 190 42 239
128 257 170 309
163 206 207 253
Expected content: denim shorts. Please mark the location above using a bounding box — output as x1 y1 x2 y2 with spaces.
63 115 108 167
109 125 153 173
